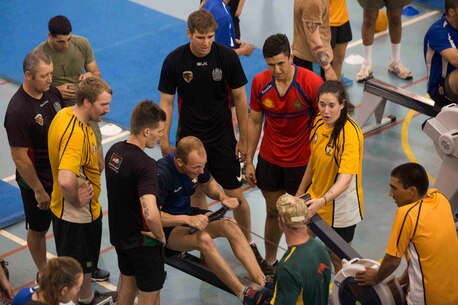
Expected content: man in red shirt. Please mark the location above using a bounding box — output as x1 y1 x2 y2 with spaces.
246 34 322 274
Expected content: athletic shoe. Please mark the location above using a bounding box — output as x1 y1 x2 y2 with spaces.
388 59 413 80
91 268 110 282
250 243 264 266
80 290 118 305
263 275 275 291
242 286 273 305
355 63 373 82
260 259 278 276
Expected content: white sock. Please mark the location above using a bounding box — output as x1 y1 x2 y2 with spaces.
363 45 373 66
265 259 276 266
391 43 401 62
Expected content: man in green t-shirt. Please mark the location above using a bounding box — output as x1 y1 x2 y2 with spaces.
35 15 101 106
270 194 331 305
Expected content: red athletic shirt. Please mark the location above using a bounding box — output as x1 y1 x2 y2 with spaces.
250 66 321 167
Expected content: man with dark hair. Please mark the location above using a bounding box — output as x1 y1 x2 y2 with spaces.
4 51 64 280
35 15 101 104
270 193 331 305
157 136 272 305
158 9 260 259
356 162 458 305
48 77 116 304
292 0 337 80
245 33 322 274
106 100 166 305
424 0 458 112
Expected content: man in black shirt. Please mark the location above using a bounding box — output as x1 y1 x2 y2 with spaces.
4 50 64 279
105 100 166 305
158 9 261 263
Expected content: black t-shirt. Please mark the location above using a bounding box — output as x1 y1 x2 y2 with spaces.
158 42 247 146
105 141 161 249
4 85 64 189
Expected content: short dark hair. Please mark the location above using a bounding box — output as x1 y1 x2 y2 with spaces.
76 77 112 105
187 9 217 34
446 0 458 12
263 33 291 58
48 15 72 36
23 50 52 76
130 100 166 135
391 163 429 197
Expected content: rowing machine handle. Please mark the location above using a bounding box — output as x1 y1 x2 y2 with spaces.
189 206 229 235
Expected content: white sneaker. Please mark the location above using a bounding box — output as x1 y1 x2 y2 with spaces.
388 59 413 80
356 63 373 82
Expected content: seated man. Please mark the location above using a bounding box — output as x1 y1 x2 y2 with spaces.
157 136 272 305
424 0 458 112
355 162 458 305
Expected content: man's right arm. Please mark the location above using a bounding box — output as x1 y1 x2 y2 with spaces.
159 92 176 156
160 210 208 230
10 147 50 209
301 20 337 80
245 109 263 185
140 194 165 246
58 170 93 207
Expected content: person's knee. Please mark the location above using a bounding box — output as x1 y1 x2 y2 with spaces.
266 204 278 218
28 229 47 238
363 10 378 26
197 231 217 252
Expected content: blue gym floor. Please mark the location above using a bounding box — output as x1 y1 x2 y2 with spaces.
0 1 445 304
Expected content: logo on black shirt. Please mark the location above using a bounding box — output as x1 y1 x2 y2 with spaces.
183 71 193 83
108 153 123 173
35 114 44 126
53 102 62 112
212 68 223 81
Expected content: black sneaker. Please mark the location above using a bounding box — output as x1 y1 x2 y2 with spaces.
260 259 278 276
242 286 272 305
80 290 118 305
91 268 110 282
250 243 264 266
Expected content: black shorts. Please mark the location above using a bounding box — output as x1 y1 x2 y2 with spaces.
256 155 307 195
52 215 102 273
205 143 242 190
19 185 52 232
331 21 353 48
116 245 165 292
163 207 210 242
333 224 357 243
292 57 325 80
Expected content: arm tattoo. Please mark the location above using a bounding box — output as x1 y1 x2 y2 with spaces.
141 200 150 217
306 22 319 33
316 50 330 68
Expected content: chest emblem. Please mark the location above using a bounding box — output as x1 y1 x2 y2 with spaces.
108 153 122 173
212 68 223 81
326 143 334 156
35 114 44 126
183 71 193 83
293 98 304 111
262 98 274 109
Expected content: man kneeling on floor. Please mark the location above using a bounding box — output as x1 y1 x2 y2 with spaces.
157 136 272 305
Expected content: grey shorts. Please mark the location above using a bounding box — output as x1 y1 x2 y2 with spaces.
357 0 411 11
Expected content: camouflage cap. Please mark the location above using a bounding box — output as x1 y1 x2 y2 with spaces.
276 193 310 229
